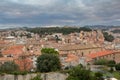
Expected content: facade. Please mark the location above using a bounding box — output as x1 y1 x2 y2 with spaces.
87 50 120 64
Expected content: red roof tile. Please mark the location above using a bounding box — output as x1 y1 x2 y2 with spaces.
0 57 13 62
0 40 8 44
2 45 24 55
87 50 114 59
65 54 79 62
15 58 33 71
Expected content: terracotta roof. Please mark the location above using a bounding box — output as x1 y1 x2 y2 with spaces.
23 50 41 56
87 50 114 59
0 57 13 62
65 54 79 62
15 58 33 71
0 40 7 44
2 45 24 55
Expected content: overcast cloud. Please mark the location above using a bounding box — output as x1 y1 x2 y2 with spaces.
0 0 120 27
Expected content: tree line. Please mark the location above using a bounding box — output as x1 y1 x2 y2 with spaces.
26 27 92 35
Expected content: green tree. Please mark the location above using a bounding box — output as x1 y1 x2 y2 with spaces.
37 54 61 72
95 72 103 80
41 48 59 55
107 60 116 67
103 32 114 42
94 59 108 65
115 63 120 71
66 65 96 80
55 35 61 42
0 61 19 73
26 27 92 35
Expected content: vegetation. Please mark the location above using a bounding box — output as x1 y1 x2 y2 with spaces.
95 72 103 80
30 74 42 80
94 59 109 65
115 63 120 70
103 32 114 42
0 61 19 73
66 65 96 80
111 29 120 33
41 48 59 55
11 31 32 38
55 35 61 42
107 60 116 67
26 27 92 35
37 54 61 72
94 59 116 67
11 71 28 75
112 72 120 80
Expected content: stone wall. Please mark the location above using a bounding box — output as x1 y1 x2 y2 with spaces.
0 72 68 80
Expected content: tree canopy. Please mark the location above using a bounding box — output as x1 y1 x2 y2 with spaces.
37 54 61 72
103 32 114 42
0 61 19 73
66 65 96 80
94 59 109 65
115 63 120 71
111 29 120 33
26 27 92 35
41 48 59 55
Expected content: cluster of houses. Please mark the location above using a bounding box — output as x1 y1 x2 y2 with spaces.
0 29 120 71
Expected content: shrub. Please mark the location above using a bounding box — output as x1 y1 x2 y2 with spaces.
95 72 103 80
0 61 19 73
115 63 120 71
107 60 116 67
66 65 96 80
31 74 42 80
94 59 108 65
37 54 61 72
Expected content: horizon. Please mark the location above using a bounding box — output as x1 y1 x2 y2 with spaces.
0 0 120 28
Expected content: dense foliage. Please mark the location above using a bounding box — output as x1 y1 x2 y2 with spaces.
37 54 61 72
111 30 120 33
94 59 116 67
103 32 114 42
95 72 103 80
0 61 19 73
107 60 116 67
94 59 108 65
26 27 92 35
66 65 96 80
41 48 59 55
115 63 120 70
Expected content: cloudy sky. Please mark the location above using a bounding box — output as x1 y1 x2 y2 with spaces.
0 0 120 28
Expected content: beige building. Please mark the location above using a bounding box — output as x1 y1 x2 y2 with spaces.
58 44 103 57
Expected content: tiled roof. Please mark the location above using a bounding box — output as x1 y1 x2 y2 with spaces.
0 57 13 62
0 40 7 44
15 58 33 71
65 54 79 62
87 50 114 59
2 45 24 55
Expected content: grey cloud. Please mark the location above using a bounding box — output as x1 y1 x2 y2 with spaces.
0 0 120 27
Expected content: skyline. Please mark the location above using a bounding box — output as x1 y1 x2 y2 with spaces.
0 0 120 28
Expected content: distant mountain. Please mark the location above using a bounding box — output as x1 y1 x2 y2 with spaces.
84 25 119 29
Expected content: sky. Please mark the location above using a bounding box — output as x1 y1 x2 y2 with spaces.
0 0 120 28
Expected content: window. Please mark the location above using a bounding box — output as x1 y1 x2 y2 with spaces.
7 54 13 57
81 52 84 56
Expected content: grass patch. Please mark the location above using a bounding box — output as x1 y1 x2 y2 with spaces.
112 72 120 80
